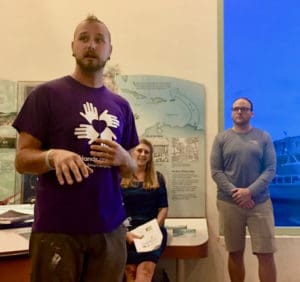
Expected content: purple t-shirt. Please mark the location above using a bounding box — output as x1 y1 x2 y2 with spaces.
13 76 139 233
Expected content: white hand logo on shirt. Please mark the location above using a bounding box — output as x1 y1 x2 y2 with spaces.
75 102 119 144
74 124 100 145
99 109 119 128
101 127 117 141
80 102 99 124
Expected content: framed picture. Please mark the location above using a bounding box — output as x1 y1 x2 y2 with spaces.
17 81 42 110
17 81 43 204
0 80 18 204
0 80 18 149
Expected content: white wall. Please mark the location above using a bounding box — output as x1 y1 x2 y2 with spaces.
0 1 297 281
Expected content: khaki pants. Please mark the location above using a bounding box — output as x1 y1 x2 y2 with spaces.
217 199 277 253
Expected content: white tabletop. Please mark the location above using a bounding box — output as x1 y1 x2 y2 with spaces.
0 206 208 252
0 204 33 256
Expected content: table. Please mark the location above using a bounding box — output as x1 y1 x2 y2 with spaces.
0 205 33 282
162 218 208 282
0 206 208 282
0 226 31 282
0 254 31 282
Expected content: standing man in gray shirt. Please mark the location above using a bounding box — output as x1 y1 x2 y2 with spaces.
210 97 277 282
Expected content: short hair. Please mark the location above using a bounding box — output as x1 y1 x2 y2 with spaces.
85 14 104 24
232 97 253 111
74 14 111 42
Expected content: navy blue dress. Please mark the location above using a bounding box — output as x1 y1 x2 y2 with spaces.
121 171 168 264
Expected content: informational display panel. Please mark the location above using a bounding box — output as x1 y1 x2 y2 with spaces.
117 75 206 217
1 76 205 218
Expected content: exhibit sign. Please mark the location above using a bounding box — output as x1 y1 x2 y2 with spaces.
117 75 206 217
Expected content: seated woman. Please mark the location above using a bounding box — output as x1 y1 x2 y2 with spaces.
121 138 169 282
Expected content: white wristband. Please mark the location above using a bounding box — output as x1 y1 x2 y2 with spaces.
45 149 54 170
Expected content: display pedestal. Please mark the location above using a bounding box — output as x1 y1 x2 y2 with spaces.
162 218 208 282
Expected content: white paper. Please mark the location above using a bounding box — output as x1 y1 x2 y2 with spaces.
131 218 163 253
0 231 29 255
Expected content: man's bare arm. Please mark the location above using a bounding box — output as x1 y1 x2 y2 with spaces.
15 131 93 185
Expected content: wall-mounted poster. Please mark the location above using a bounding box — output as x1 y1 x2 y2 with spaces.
17 81 42 204
17 81 42 110
12 76 206 217
117 75 206 218
0 80 18 204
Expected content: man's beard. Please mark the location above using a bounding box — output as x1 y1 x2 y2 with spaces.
76 57 108 73
234 118 250 127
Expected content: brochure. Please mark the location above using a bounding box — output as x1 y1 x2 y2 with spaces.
0 209 34 224
165 224 196 237
131 218 163 253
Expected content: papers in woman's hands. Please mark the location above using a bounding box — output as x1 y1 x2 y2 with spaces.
131 219 163 253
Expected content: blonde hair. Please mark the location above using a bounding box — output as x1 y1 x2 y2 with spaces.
121 138 159 189
74 14 111 42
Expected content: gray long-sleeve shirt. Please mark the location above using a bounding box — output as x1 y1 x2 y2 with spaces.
210 128 276 204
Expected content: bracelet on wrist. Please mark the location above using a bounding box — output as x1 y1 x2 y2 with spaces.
45 149 55 170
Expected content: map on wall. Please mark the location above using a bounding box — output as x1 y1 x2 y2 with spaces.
116 75 206 217
0 72 206 218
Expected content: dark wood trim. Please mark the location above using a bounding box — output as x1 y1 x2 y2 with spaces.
0 255 31 282
162 241 208 259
